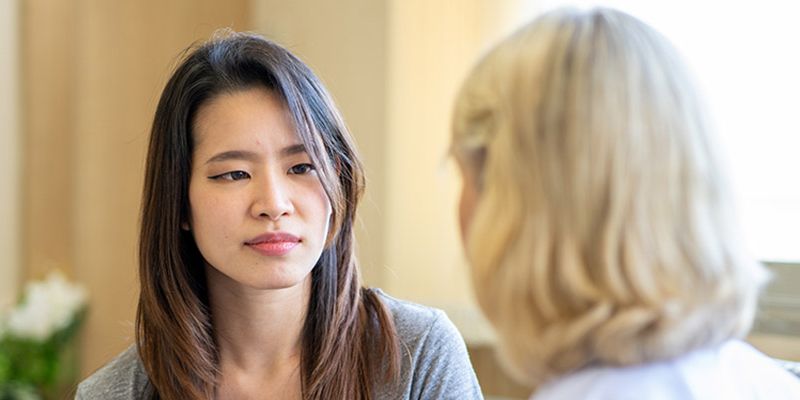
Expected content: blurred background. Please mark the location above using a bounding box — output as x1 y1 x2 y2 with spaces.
0 0 798 398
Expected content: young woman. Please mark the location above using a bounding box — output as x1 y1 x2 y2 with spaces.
77 32 482 399
451 7 800 399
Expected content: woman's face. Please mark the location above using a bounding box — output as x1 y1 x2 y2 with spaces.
456 156 479 244
187 87 332 292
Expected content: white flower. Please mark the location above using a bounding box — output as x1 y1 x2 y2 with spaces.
4 271 87 341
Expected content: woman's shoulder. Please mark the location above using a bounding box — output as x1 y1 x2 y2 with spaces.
373 288 469 354
531 340 800 400
717 340 800 397
372 288 484 399
76 345 151 400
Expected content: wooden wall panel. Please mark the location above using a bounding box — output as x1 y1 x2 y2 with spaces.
0 0 21 309
23 0 250 377
22 0 79 282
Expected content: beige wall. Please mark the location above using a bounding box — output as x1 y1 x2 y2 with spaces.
252 0 521 343
22 0 250 377
383 0 517 319
749 334 800 361
252 0 390 286
0 0 20 309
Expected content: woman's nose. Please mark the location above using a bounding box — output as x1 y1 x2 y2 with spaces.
250 174 294 221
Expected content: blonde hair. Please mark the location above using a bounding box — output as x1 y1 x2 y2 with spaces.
452 7 768 385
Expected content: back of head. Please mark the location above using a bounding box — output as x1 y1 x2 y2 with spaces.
452 7 768 384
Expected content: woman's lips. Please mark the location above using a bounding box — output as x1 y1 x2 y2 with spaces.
245 232 300 256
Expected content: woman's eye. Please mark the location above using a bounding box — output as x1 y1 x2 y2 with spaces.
210 171 251 181
289 163 315 175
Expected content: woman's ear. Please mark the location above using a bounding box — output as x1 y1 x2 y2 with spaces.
181 221 190 231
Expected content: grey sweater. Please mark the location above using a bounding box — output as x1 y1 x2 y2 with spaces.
76 290 483 399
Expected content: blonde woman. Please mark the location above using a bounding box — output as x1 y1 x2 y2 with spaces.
451 7 800 399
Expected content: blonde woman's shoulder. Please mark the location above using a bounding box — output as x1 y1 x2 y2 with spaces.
531 340 800 400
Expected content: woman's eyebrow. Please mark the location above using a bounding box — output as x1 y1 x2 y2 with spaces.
281 143 306 157
204 144 306 165
204 150 259 165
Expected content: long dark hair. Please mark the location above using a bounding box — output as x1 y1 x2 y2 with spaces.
137 31 400 400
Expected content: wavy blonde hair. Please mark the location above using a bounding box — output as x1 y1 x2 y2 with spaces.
452 7 768 385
